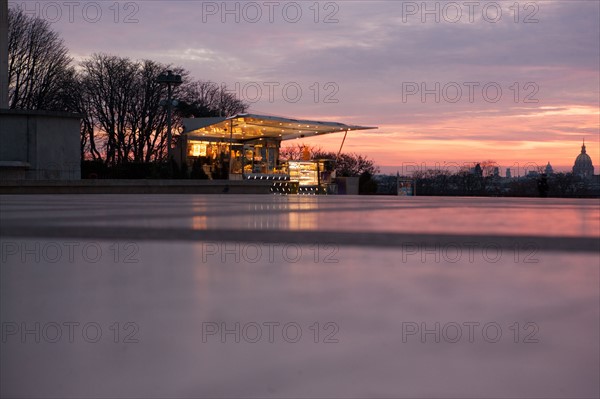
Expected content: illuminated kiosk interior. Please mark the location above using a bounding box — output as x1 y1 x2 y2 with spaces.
179 114 376 193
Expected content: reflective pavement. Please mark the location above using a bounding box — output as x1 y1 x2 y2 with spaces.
1 195 599 398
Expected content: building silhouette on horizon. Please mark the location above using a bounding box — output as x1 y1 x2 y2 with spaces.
573 139 595 179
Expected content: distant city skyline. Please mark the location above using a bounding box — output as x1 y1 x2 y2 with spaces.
8 0 599 170
376 139 596 176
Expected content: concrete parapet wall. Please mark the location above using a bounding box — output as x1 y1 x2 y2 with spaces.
0 109 81 180
335 176 360 195
0 179 273 194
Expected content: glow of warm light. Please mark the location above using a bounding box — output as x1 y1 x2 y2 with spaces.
191 143 207 157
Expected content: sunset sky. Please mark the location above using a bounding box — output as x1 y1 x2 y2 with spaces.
10 0 599 174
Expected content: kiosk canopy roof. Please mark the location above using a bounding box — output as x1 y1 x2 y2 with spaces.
183 113 377 141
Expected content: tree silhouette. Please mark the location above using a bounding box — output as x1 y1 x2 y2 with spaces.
7 7 75 111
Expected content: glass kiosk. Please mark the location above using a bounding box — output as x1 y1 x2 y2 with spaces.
184 139 336 194
287 159 336 195
178 113 377 194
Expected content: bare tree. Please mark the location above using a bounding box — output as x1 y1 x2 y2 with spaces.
79 54 139 165
279 143 305 161
7 6 248 166
58 69 98 160
7 7 74 110
280 144 379 177
178 80 247 118
128 60 173 163
77 54 246 165
313 149 379 177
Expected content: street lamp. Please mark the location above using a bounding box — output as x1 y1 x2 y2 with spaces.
1 0 9 109
157 70 182 165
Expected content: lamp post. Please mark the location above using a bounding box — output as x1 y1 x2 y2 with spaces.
1 0 9 109
156 70 182 167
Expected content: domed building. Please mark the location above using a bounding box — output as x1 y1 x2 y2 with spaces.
573 140 594 178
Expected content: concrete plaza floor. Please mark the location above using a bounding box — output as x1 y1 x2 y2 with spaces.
1 195 599 398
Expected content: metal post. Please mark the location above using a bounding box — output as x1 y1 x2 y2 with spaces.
0 0 9 109
335 130 349 162
166 83 173 162
156 70 182 175
228 119 233 178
